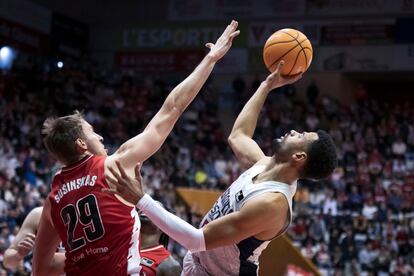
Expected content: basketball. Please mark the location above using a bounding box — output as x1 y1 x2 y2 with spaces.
263 28 313 76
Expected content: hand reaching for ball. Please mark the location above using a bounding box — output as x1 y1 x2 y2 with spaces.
206 20 240 62
263 60 303 91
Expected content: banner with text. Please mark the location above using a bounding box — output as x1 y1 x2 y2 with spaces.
116 48 248 73
320 24 394 45
115 50 205 72
120 23 247 50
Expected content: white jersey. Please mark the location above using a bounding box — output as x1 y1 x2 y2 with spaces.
189 165 297 276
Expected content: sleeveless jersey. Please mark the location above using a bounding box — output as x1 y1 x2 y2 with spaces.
139 245 171 276
192 165 297 276
49 155 141 276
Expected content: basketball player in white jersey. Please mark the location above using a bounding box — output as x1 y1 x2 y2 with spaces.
105 61 338 276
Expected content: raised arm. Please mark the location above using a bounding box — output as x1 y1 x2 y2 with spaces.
228 61 302 169
111 21 240 170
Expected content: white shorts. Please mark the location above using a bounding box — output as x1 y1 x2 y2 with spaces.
181 252 210 276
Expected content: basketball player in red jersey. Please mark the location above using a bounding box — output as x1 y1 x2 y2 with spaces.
32 20 240 276
139 206 181 276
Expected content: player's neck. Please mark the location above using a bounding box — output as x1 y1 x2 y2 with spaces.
255 159 298 184
63 153 90 167
140 234 161 250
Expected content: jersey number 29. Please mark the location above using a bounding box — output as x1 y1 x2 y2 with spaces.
60 194 105 251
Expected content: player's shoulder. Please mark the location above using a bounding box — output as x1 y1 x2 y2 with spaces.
243 192 288 214
30 206 44 217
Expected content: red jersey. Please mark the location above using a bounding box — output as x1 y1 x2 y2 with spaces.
139 245 170 276
49 155 141 276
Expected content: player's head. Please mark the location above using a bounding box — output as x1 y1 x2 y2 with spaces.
273 129 337 180
42 111 107 164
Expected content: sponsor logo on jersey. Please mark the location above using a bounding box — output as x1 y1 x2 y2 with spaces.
140 257 155 267
235 190 244 202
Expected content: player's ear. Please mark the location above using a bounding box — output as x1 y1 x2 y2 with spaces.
75 138 87 153
291 151 307 166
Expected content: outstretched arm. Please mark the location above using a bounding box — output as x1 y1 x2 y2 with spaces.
228 61 302 169
111 21 240 170
103 162 288 252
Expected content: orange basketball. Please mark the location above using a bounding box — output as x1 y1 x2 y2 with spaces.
263 28 313 76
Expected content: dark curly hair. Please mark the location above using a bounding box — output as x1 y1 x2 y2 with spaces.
299 130 337 180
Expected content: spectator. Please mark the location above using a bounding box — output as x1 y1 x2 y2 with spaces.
358 242 379 272
392 138 407 156
362 198 378 220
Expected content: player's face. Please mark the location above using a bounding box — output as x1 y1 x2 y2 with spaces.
273 130 318 157
81 121 108 156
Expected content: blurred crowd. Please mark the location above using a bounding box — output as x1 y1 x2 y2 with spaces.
0 58 414 275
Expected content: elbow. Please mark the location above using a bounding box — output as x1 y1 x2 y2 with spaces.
185 229 206 253
227 134 237 147
164 96 185 116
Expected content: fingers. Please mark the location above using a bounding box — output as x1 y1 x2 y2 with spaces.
228 20 238 33
19 240 34 249
108 165 122 182
222 20 238 38
229 30 240 39
26 233 36 240
282 72 303 84
274 60 285 74
22 237 35 246
115 160 128 179
205 43 214 49
266 61 284 81
105 172 119 186
16 233 36 255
